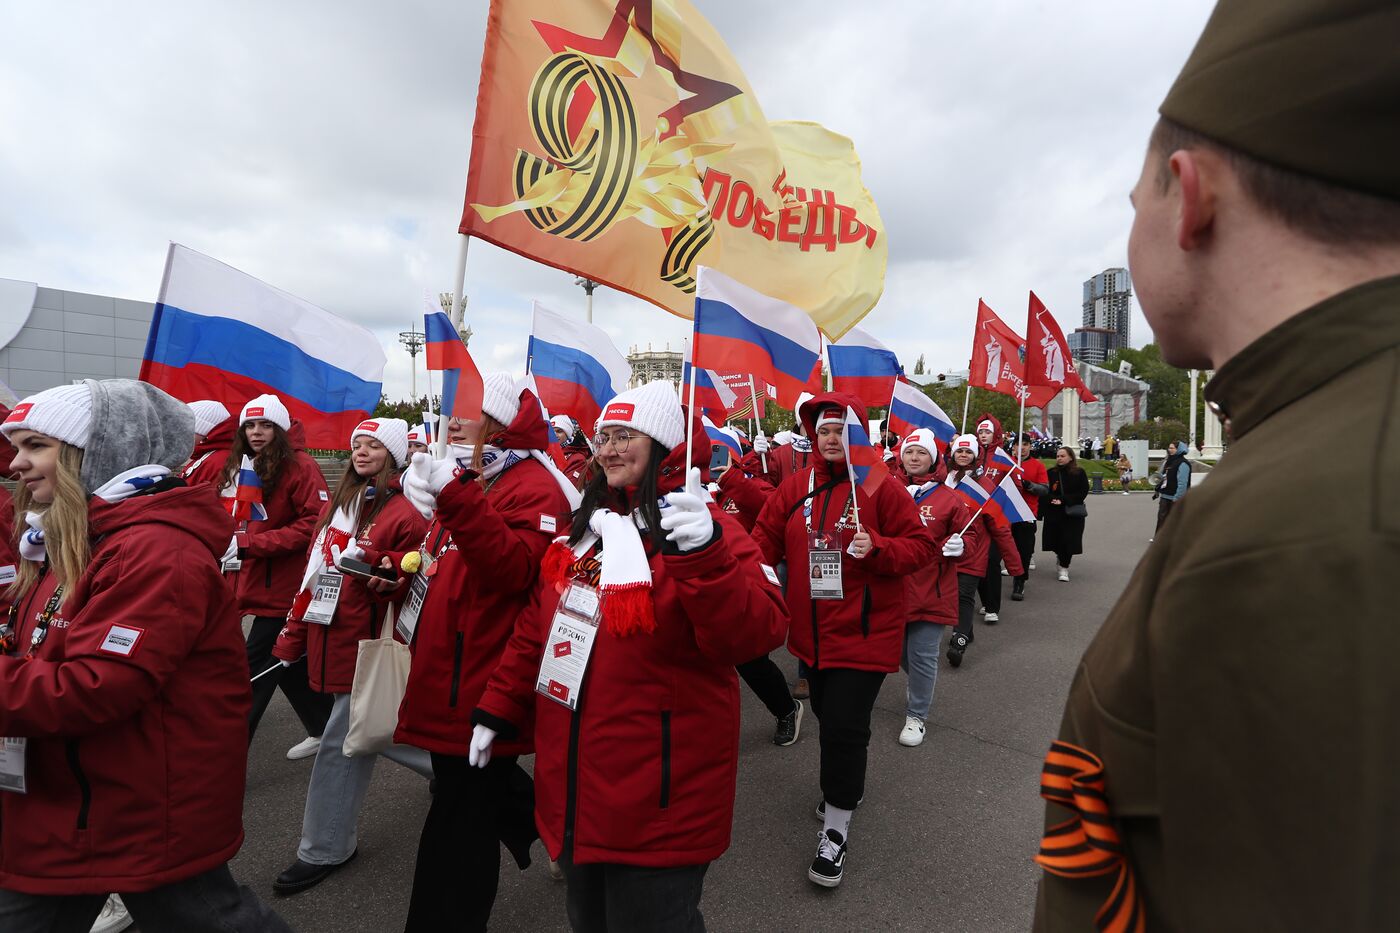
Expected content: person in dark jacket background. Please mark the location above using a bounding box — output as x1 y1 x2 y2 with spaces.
1154 439 1192 531
1042 446 1089 582
0 379 289 932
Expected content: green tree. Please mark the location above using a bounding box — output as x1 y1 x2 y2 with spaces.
913 354 926 375
372 394 437 422
1105 344 1206 429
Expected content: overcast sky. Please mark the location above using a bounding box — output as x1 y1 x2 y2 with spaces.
0 0 1216 400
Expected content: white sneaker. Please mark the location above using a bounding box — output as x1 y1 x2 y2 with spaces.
978 606 987 615
90 895 132 933
898 716 926 747
984 612 999 623
1122 491 1130 496
1029 558 1036 571
286 736 321 760
999 565 1008 576
1057 567 1070 582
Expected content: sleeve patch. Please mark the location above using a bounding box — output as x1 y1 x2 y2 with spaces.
761 564 781 586
539 514 557 533
98 624 146 657
318 490 329 501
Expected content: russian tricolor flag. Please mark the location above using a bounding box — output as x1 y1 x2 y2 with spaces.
425 311 484 422
989 446 1020 474
228 455 268 523
828 326 902 408
682 358 739 419
888 380 956 446
990 472 1037 524
140 244 385 450
702 415 743 460
692 267 821 408
842 405 887 494
528 302 631 433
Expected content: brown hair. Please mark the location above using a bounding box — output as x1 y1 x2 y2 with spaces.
467 414 508 477
9 444 89 605
220 422 294 493
1150 118 1400 247
1056 446 1083 476
315 447 397 538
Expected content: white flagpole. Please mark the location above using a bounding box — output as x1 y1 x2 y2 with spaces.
961 382 972 434
843 416 864 534
748 374 766 473
685 339 698 463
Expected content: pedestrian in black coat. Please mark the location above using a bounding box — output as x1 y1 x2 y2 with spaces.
1042 446 1089 581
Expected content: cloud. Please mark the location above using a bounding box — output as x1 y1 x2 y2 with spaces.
0 0 1214 400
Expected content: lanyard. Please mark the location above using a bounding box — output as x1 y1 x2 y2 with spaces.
1 582 64 657
802 470 854 536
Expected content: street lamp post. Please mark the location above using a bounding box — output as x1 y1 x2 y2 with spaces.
574 277 599 322
398 324 425 399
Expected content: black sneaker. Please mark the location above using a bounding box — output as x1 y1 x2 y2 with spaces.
946 633 969 668
774 699 803 747
1011 582 1025 602
808 829 847 888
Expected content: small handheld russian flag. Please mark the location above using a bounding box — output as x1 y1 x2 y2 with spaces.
425 311 484 423
991 472 1037 524
229 455 268 523
842 406 886 495
989 446 1020 474
702 415 743 461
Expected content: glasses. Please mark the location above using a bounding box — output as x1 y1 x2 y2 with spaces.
593 430 634 453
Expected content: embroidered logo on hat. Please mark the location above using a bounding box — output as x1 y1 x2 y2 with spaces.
602 402 635 421
247 407 265 418
5 403 32 424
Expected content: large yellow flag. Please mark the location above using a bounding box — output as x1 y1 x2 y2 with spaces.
460 0 886 339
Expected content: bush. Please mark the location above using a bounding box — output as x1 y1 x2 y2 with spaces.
1117 419 1189 450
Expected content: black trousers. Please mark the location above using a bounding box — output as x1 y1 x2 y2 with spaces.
562 857 709 933
246 615 332 741
736 655 798 718
952 573 981 642
977 540 1003 613
1011 522 1037 586
1155 497 1175 531
807 668 886 811
405 752 536 933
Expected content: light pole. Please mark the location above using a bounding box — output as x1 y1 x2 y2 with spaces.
574 276 599 322
438 293 473 345
398 324 425 399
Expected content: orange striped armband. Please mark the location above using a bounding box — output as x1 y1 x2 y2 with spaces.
1034 740 1146 933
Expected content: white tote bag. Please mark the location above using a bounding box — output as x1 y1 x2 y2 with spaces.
343 605 411 758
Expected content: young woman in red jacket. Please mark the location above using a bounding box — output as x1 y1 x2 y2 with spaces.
220 394 332 758
0 380 290 932
894 430 971 748
270 418 429 896
472 381 788 931
179 399 235 486
943 435 1024 668
751 393 936 888
394 376 578 932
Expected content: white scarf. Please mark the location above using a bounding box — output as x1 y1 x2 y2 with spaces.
551 507 654 636
480 444 583 511
294 485 377 595
20 465 170 564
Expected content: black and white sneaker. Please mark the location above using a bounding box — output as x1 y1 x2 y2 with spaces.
774 700 803 747
946 632 969 668
808 829 847 887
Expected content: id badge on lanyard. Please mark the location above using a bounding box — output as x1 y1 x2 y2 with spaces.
808 531 844 599
536 581 602 710
0 737 27 794
395 553 434 643
303 571 344 625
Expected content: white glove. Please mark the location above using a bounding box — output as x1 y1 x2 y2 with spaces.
706 481 721 494
329 542 365 570
221 536 239 562
942 533 965 558
469 724 497 768
403 452 460 519
753 433 770 454
659 467 715 552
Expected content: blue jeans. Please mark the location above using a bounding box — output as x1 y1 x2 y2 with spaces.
299 692 434 865
902 622 946 721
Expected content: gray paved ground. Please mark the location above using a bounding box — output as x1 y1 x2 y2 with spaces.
230 492 1156 932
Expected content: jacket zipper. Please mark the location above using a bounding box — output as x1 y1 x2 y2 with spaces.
811 483 839 669
448 632 464 708
659 711 672 809
563 710 583 856
65 741 91 830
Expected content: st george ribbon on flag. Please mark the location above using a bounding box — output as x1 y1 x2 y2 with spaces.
528 302 632 433
691 266 821 408
140 243 385 450
828 326 901 409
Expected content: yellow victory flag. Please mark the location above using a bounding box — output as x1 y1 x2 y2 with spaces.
460 0 886 339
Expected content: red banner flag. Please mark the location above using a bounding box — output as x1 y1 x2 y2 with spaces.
967 300 1056 407
1025 292 1097 402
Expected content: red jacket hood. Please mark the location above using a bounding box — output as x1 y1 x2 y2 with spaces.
974 412 1004 446
797 391 865 439
0 404 13 476
88 484 236 562
488 389 551 451
287 419 309 452
191 416 237 460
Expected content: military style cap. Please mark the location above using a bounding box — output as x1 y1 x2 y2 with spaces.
1160 0 1400 200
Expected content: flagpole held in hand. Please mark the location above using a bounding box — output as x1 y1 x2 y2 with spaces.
684 338 698 461
748 375 767 473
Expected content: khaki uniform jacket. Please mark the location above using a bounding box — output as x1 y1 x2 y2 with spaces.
1034 275 1400 932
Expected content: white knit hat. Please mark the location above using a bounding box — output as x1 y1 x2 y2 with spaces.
595 381 684 451
1 383 95 448
902 428 939 455
240 394 291 432
950 434 979 457
479 372 521 428
406 424 429 446
188 400 231 436
976 419 996 433
351 417 409 467
814 405 845 430
550 414 576 438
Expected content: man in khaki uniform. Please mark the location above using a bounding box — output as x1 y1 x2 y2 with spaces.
1034 1 1400 930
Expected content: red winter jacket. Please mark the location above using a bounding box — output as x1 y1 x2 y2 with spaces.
714 465 771 531
179 417 236 487
751 393 937 673
1013 454 1050 518
947 471 1025 577
233 422 328 616
475 428 788 867
396 424 572 758
562 447 592 490
974 412 1010 482
0 483 249 896
0 423 17 591
273 484 428 693
903 482 971 626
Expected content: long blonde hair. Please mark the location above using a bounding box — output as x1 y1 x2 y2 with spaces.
10 443 89 605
